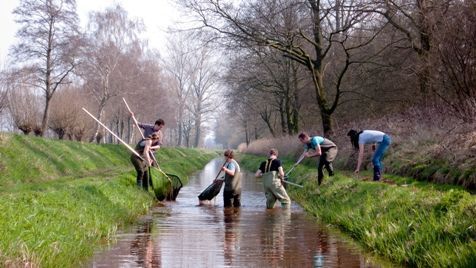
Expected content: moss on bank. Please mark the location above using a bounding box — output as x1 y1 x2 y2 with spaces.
239 154 476 268
0 133 216 267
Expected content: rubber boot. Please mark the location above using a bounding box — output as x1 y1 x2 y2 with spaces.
317 175 323 185
326 163 334 177
148 167 154 188
373 166 381 181
142 171 149 191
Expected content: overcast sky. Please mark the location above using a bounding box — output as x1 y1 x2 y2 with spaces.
0 0 181 62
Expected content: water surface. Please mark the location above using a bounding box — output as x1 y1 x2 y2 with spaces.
88 158 385 267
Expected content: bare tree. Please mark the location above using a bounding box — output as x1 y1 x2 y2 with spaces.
11 0 81 136
0 67 10 115
6 70 42 135
225 48 307 136
430 0 475 123
162 33 194 146
371 1 457 96
80 4 144 142
188 47 221 147
179 0 381 137
49 85 90 139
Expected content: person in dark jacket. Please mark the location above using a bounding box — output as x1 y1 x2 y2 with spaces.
130 133 160 191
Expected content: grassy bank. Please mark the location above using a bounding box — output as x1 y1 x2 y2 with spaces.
0 133 216 267
239 154 476 267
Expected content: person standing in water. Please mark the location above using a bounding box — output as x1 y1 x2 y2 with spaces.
255 148 291 209
215 149 242 208
347 129 392 181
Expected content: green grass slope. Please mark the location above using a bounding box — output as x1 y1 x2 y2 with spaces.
239 154 476 268
0 133 216 267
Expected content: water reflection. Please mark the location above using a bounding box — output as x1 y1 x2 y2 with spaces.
129 218 159 267
223 207 240 266
88 158 390 268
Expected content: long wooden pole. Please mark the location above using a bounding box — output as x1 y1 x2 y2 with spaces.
82 107 143 160
285 153 306 176
282 180 303 188
123 98 145 139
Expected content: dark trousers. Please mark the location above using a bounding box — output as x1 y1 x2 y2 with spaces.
223 190 241 208
317 147 338 185
130 154 149 191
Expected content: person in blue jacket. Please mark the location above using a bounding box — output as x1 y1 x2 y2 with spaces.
298 132 338 185
347 129 392 181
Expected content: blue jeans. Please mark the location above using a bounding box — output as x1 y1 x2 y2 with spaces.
372 134 391 170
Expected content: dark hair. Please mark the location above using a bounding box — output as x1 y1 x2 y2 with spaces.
224 149 234 159
298 132 309 140
347 129 362 150
148 133 160 140
269 148 278 156
155 119 165 126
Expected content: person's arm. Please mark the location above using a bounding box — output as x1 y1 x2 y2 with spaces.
150 132 162 150
222 163 235 176
354 144 365 173
150 144 161 150
298 150 308 160
255 169 263 178
306 144 322 157
278 166 285 178
143 140 153 167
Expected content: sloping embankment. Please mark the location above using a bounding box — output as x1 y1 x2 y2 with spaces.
0 133 216 267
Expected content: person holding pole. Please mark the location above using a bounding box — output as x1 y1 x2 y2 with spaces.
131 133 161 191
215 150 241 208
298 132 338 185
132 116 165 152
255 148 291 209
124 98 164 164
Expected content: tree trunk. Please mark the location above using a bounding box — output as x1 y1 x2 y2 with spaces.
90 104 105 143
320 110 333 138
194 114 201 147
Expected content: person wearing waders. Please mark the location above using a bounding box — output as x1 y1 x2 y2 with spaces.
215 149 241 208
130 133 160 191
255 148 291 209
129 116 165 152
347 129 392 181
298 132 338 185
129 114 164 167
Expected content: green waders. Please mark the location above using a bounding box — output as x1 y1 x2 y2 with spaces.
263 171 291 209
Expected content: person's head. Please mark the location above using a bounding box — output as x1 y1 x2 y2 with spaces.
148 132 160 141
154 119 165 131
269 148 278 159
298 132 311 144
347 129 361 150
224 149 234 160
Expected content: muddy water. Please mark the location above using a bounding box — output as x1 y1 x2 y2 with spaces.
88 158 383 268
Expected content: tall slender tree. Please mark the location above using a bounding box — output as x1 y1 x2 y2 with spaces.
12 0 80 136
80 4 144 142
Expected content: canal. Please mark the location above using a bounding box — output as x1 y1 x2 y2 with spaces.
88 158 384 267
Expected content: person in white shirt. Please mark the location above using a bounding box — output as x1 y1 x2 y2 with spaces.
347 129 392 181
